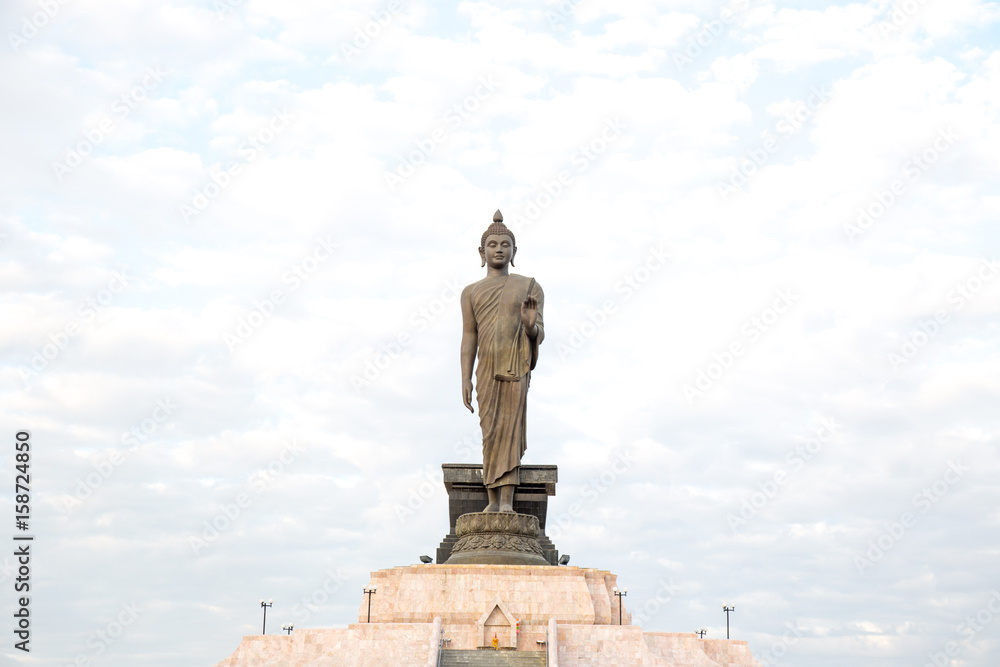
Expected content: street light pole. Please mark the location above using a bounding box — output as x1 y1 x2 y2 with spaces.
723 605 735 639
260 599 273 635
282 624 294 635
612 587 628 625
363 587 377 623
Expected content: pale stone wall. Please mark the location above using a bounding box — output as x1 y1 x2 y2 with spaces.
211 565 762 667
359 564 622 627
643 632 762 667
699 637 762 667
212 624 434 667
556 625 652 665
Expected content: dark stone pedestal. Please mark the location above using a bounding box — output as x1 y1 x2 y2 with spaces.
444 512 550 566
436 464 559 565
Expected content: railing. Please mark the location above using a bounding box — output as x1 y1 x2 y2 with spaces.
436 634 450 667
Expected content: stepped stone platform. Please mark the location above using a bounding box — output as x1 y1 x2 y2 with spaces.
212 564 762 666
440 649 546 666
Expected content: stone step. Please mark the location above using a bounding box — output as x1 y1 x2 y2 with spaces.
439 649 546 667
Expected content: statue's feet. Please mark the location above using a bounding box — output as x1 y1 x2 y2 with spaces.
499 503 514 513
484 502 499 513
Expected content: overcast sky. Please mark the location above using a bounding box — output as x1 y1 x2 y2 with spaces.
1 1 999 666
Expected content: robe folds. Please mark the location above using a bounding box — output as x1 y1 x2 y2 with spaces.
470 274 544 488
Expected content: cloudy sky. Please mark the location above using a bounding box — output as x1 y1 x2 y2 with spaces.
2 0 999 665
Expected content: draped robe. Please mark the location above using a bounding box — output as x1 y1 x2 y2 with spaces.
469 274 544 488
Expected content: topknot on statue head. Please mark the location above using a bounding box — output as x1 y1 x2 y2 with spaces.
480 209 516 250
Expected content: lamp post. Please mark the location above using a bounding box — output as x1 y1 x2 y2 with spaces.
723 604 735 639
363 586 377 623
612 587 628 625
259 599 273 634
696 628 707 638
282 624 294 635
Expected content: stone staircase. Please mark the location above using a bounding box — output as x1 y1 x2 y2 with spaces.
439 649 546 666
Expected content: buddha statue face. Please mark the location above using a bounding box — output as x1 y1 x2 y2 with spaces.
480 233 515 269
